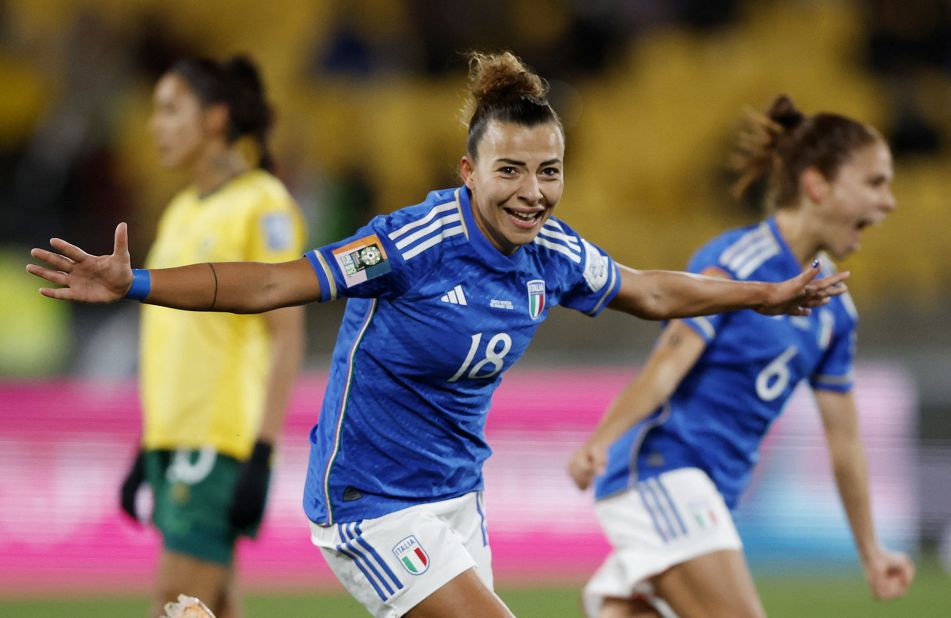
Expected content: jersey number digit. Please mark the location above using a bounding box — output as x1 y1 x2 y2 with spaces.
449 333 512 382
755 345 798 402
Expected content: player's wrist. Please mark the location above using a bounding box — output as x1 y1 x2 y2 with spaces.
857 540 882 563
125 269 151 301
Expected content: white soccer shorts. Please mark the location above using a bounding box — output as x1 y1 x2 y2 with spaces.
310 491 492 617
584 467 742 618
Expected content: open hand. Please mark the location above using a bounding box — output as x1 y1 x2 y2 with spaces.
756 260 849 316
27 223 133 303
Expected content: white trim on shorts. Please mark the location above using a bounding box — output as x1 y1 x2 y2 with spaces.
310 491 492 618
584 467 742 618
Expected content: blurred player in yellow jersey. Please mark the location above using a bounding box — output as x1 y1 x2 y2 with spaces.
118 55 306 618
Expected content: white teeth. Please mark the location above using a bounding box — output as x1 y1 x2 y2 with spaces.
509 210 538 221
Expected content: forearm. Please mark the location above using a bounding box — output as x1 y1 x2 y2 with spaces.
817 394 914 599
567 323 704 491
256 306 305 443
817 390 879 560
144 259 316 313
587 322 704 447
830 436 879 560
610 267 772 320
587 372 666 447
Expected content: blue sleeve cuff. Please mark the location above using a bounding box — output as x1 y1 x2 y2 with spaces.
587 261 622 317
305 250 335 302
682 315 717 343
809 373 854 393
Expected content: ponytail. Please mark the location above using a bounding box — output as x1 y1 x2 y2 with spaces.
730 95 881 210
221 56 275 172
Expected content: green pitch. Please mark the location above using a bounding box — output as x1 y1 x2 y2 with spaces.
1 562 947 617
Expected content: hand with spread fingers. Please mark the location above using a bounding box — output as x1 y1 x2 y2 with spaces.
27 222 133 303
756 260 850 317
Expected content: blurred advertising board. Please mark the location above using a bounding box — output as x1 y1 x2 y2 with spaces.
0 365 916 592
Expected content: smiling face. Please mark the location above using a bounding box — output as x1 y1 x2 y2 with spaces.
813 140 896 260
460 120 565 254
149 73 221 170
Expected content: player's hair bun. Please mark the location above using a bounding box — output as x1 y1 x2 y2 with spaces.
467 51 549 109
767 95 805 132
224 55 265 96
462 51 561 158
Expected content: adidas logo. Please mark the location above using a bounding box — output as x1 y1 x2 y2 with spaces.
440 284 467 305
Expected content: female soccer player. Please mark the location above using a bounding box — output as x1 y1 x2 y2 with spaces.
568 96 915 618
117 56 306 618
30 55 846 618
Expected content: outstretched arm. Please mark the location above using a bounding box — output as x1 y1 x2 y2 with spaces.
815 389 915 600
608 261 848 319
27 223 321 312
567 320 706 490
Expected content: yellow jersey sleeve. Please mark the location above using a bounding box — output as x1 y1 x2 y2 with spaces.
244 176 307 263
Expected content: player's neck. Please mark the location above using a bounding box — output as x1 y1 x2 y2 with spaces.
192 147 251 199
773 208 819 267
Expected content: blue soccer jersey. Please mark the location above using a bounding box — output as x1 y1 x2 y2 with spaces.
595 217 858 508
304 186 621 524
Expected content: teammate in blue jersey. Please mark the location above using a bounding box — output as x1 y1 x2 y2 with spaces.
29 55 847 618
568 95 915 618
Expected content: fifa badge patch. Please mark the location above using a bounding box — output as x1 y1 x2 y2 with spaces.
581 239 609 292
332 234 391 288
393 535 430 575
526 279 545 320
262 213 293 251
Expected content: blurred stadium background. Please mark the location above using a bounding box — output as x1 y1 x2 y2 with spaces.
1 0 950 615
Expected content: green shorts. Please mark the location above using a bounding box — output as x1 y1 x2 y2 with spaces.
144 448 269 565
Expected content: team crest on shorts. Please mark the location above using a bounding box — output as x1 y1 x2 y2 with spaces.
392 535 430 575
687 500 719 532
526 279 545 320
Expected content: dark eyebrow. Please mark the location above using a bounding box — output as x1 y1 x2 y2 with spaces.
494 158 563 167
